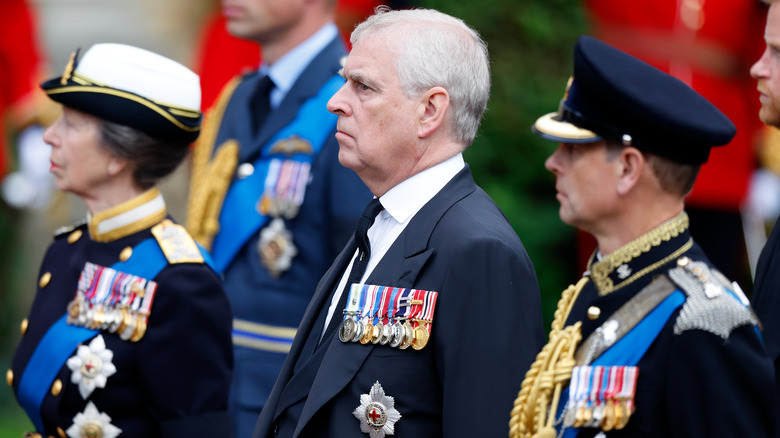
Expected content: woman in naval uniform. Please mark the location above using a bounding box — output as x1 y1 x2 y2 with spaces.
7 43 233 438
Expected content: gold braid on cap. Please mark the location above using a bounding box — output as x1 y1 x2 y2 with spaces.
186 76 243 249
60 50 78 85
509 277 588 438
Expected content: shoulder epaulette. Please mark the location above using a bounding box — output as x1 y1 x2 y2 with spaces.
151 219 205 264
53 220 87 239
668 257 757 339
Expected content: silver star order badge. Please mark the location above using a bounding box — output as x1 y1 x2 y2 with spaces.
66 335 117 399
353 381 401 437
66 401 122 438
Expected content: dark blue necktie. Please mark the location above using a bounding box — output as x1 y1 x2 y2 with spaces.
319 197 384 346
250 75 274 135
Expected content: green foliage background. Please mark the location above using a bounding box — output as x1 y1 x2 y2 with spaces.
422 0 587 327
0 1 588 436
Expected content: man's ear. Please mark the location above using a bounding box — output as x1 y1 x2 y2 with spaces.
417 86 449 139
616 146 645 195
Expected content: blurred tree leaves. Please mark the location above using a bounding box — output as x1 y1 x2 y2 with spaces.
420 0 588 328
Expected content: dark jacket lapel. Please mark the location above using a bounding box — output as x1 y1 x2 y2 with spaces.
291 166 478 435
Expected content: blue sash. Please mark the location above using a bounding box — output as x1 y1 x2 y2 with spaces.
17 236 215 432
210 74 344 274
560 290 686 438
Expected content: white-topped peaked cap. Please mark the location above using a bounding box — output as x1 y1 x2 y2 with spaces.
41 43 203 143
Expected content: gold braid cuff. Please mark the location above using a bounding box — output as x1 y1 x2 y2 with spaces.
186 76 243 250
509 277 588 438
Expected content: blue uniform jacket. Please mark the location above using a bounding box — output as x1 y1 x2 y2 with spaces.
10 193 233 437
566 215 775 437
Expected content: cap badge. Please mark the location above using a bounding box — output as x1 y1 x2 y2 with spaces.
61 49 79 85
353 381 401 437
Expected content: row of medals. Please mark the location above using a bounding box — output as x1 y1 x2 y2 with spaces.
566 397 634 432
339 316 430 350
67 298 149 342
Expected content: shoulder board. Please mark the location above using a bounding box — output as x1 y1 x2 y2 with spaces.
151 219 205 264
668 257 757 339
53 220 87 239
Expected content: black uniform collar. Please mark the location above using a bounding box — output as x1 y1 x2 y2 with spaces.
587 211 692 296
87 187 167 242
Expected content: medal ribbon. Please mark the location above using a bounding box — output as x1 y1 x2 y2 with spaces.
393 288 413 321
408 290 424 325
370 286 384 325
292 162 311 206
342 283 362 321
386 287 400 325
419 291 437 334
360 285 377 324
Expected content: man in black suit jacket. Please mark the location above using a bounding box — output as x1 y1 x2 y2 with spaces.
750 1 780 435
252 7 545 438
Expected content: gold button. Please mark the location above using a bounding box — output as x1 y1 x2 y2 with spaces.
51 379 62 397
57 427 67 438
39 272 52 289
67 229 83 244
20 318 28 335
6 369 12 386
119 246 133 262
587 306 601 320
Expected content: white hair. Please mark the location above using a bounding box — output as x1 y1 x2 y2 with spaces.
351 7 491 147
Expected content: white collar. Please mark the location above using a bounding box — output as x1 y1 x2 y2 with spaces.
378 153 465 225
88 187 167 242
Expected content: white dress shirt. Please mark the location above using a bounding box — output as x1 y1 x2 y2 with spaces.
321 153 465 338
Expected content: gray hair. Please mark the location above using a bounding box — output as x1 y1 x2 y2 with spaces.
99 120 189 190
351 7 491 147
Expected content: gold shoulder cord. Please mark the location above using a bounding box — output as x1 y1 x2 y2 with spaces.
186 76 243 250
509 277 588 438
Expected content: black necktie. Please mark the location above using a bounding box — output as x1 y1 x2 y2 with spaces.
319 197 384 346
250 75 274 135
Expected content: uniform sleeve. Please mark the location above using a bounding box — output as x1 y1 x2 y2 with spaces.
136 262 233 437
435 234 545 438
666 324 776 437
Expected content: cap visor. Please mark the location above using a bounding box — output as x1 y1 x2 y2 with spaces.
532 112 601 144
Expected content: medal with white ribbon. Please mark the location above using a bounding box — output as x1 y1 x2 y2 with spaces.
353 381 402 438
339 283 363 343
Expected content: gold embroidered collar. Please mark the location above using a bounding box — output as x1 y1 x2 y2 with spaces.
88 188 167 242
588 211 692 296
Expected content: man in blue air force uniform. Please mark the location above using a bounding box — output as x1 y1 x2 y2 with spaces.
185 0 371 435
253 8 545 438
509 36 776 438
